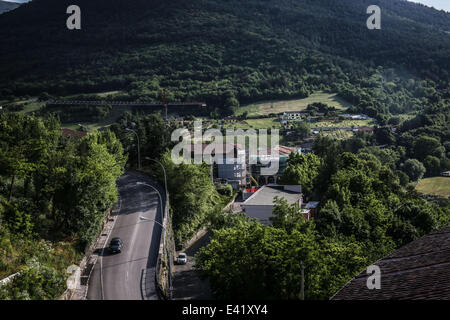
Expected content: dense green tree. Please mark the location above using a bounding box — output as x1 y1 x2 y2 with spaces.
423 155 441 177
279 153 323 196
395 170 410 187
196 204 372 300
293 121 311 139
52 131 125 248
161 152 223 244
375 127 396 145
358 147 401 171
0 259 65 300
401 159 426 182
0 112 126 299
413 136 445 161
0 113 58 201
270 198 309 234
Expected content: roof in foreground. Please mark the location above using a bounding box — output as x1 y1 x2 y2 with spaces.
331 226 450 300
243 185 302 206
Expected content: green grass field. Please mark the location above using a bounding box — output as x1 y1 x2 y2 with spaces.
0 98 45 114
64 90 124 99
223 117 281 130
61 105 136 132
320 129 354 140
235 91 351 117
20 101 45 114
416 177 450 198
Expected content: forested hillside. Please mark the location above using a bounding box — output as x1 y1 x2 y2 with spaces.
0 1 20 14
0 0 449 117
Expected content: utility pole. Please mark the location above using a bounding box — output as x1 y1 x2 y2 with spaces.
125 128 141 170
145 157 168 207
211 162 214 184
162 89 167 121
300 261 305 300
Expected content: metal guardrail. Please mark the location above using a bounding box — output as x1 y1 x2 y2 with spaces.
0 272 19 286
133 169 174 300
155 190 173 300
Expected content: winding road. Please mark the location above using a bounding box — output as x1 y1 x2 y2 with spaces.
87 171 165 300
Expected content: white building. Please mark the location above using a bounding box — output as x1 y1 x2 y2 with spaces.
242 185 302 225
217 146 246 188
282 111 303 120
442 171 450 177
190 143 247 188
342 114 371 120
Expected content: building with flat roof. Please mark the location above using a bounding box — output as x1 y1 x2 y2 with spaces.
242 185 302 225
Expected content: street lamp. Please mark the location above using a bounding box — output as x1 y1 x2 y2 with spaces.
125 128 141 170
136 182 163 216
78 123 88 132
144 157 168 203
136 181 172 299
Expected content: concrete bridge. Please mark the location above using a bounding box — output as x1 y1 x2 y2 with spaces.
45 100 206 108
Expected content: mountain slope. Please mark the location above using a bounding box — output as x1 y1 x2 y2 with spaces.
0 0 20 14
0 0 449 115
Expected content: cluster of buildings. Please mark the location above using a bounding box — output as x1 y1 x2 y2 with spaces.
279 111 325 126
280 112 371 123
190 143 302 190
190 142 320 225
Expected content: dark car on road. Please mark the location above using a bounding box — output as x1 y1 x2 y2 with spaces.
109 237 123 253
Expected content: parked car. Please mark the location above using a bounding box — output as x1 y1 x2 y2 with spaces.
177 252 187 265
109 237 123 253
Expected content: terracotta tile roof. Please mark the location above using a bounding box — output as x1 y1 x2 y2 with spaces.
331 226 450 300
275 145 297 155
250 145 297 156
356 126 374 132
61 128 88 139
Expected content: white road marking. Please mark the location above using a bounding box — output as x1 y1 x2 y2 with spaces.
100 197 121 300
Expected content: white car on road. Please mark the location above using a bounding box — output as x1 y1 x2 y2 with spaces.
177 252 187 265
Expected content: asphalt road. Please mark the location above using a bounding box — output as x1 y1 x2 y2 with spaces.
87 171 165 300
172 231 212 300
